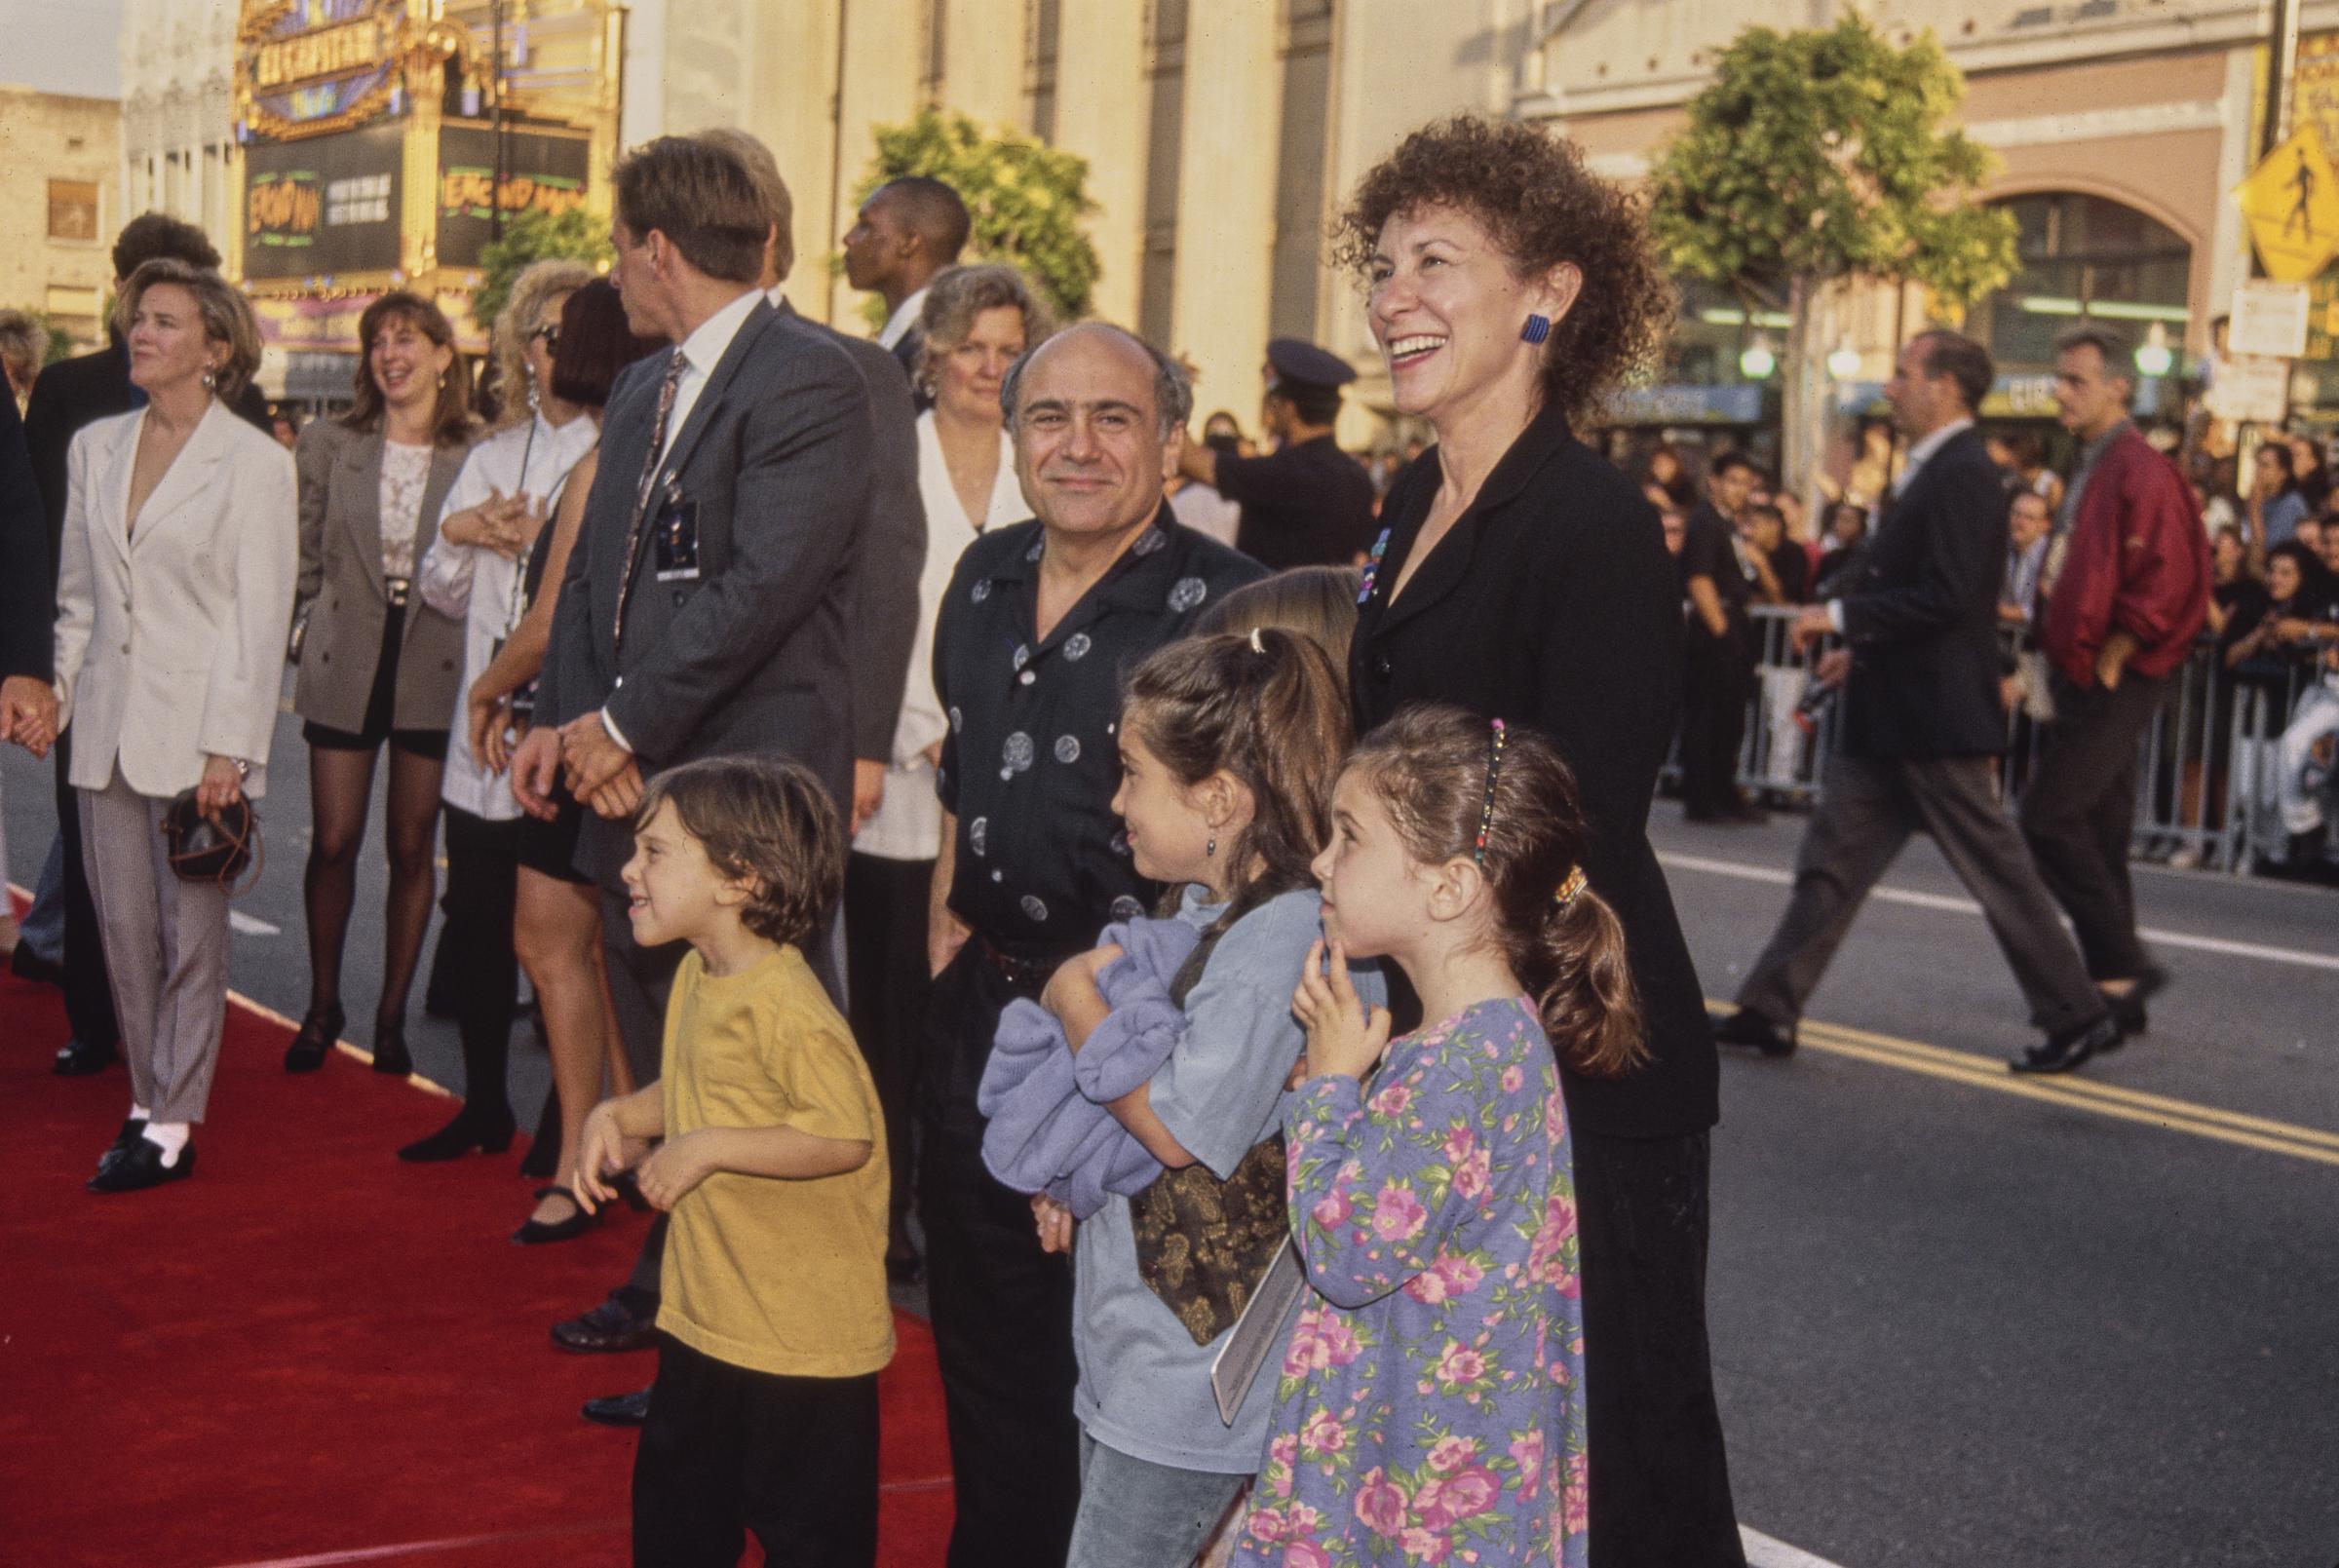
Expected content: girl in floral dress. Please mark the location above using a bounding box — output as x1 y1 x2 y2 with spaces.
1238 705 1647 1568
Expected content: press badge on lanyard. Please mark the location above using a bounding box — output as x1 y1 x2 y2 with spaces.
652 482 702 583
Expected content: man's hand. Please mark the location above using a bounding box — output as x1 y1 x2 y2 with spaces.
196 754 246 815
1 675 59 757
929 906 972 978
572 1100 647 1215
1291 938 1392 1083
852 758 885 835
1790 603 1836 654
1813 648 1852 689
587 758 644 821
1032 1195 1075 1255
633 1129 719 1212
509 725 564 821
560 710 632 798
2095 630 2139 693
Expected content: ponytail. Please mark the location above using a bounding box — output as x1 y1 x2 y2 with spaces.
1502 878 1645 1079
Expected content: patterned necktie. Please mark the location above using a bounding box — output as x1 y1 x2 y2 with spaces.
614 347 689 651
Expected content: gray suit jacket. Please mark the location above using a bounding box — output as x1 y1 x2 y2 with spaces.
538 296 874 885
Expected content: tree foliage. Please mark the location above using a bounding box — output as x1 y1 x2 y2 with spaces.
844 107 1099 326
471 207 612 334
1646 16 2015 312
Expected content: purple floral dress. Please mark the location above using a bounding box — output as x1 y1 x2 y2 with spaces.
1233 997 1588 1568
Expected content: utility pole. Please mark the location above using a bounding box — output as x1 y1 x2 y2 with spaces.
2265 0 2301 160
489 0 507 243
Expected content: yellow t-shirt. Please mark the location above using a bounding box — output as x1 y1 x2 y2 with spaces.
655 944 895 1379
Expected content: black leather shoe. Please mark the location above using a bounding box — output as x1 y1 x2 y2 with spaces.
369 1020 413 1077
284 1004 344 1073
398 1105 517 1163
12 943 65 987
2098 965 2169 1047
88 1136 196 1194
1714 1008 1797 1057
514 1187 600 1245
582 1388 651 1428
2009 1012 2121 1075
112 1117 147 1152
54 1036 120 1076
552 1298 658 1355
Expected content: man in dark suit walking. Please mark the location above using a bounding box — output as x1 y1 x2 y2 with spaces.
515 138 876 1398
1714 329 2120 1071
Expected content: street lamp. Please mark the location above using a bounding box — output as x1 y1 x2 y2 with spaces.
1826 344 1862 381
2135 322 2174 378
1740 332 1778 380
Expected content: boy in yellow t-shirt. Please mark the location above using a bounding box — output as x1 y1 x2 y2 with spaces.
575 755 893 1568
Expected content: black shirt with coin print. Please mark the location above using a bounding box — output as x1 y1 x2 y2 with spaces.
933 506 1265 961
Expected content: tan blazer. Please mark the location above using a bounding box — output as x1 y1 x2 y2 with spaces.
290 417 470 733
53 402 298 800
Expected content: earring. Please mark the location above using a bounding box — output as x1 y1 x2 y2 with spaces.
438 369 448 389
1206 835 1217 860
200 366 216 391
1520 314 1553 345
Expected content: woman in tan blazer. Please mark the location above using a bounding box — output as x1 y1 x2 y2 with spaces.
48 259 297 1192
286 291 477 1077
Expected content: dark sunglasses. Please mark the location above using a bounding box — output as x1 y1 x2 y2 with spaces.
530 324 560 349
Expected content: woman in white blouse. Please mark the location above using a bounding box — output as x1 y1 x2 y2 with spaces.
286 293 478 1078
847 263 1052 1279
50 259 297 1191
395 260 598 1166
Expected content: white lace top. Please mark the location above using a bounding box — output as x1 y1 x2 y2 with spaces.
377 440 435 580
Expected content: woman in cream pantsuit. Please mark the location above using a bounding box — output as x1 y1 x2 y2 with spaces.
51 258 297 1194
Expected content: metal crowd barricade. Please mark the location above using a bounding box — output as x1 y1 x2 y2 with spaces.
1721 604 2326 877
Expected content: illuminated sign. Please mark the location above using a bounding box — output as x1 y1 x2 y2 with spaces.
239 0 407 142
245 122 405 279
435 126 591 267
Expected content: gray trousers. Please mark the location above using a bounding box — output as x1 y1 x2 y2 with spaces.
1737 751 2105 1035
78 771 231 1124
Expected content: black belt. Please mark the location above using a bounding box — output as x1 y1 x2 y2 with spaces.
974 936 1078 991
384 575 413 610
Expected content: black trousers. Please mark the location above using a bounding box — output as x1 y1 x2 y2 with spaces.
439 807 520 1122
844 851 932 1244
1681 636 1754 817
633 1332 878 1568
2019 672 2166 982
1737 750 2105 1035
52 731 120 1051
1576 1130 1746 1568
917 943 1081 1568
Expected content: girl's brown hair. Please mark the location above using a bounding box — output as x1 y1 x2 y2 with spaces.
633 755 845 948
1121 629 1352 926
1192 564 1363 684
1347 704 1646 1078
342 289 477 445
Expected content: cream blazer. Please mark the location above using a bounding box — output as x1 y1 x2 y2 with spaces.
53 402 299 801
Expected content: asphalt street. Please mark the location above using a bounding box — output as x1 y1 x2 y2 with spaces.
6 706 2337 1567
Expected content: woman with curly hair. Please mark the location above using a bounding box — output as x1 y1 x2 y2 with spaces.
1335 114 1745 1565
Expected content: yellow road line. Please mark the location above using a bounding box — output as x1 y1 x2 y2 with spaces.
1710 1003 2339 1169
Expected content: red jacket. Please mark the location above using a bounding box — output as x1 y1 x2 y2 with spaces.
2041 424 2210 687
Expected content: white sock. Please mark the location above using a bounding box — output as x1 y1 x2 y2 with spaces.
131 1103 151 1122
141 1120 190 1167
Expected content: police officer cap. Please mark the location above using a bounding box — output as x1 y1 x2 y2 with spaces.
1266 337 1357 393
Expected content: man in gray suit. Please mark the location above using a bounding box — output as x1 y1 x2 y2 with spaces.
515 138 877 1395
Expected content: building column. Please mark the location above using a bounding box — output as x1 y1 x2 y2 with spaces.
939 0 1027 133
826 0 925 328
1052 0 1147 326
1170 0 1283 430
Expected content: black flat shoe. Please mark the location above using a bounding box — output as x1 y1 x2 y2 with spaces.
2009 1012 2121 1076
1714 1008 1797 1057
284 1005 344 1073
552 1296 658 1355
398 1105 517 1163
369 1021 412 1077
54 1036 120 1076
513 1186 600 1245
88 1136 195 1194
582 1388 652 1427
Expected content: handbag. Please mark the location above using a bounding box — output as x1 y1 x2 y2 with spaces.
162 789 264 896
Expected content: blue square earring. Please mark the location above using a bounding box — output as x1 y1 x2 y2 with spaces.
1520 314 1553 345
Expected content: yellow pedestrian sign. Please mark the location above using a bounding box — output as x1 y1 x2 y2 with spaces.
2239 127 2339 283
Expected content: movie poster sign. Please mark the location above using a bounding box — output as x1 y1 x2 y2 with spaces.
245 121 404 279
435 125 592 268
239 0 408 142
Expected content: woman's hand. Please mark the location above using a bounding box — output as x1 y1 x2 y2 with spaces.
1291 938 1391 1083
470 680 520 775
196 755 246 816
441 489 535 558
1031 1195 1075 1255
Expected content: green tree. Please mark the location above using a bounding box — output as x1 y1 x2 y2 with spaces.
843 107 1099 326
471 207 612 334
1647 15 2016 501
43 317 77 365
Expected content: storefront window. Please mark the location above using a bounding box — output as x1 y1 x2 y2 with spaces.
1970 192 2192 373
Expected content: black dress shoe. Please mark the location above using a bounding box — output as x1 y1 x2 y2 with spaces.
552 1297 658 1355
513 1186 600 1245
2009 1012 2122 1075
12 943 65 987
582 1388 652 1428
284 1004 344 1073
88 1136 196 1194
2098 965 2169 1047
54 1036 120 1076
112 1117 147 1151
1713 1008 1797 1057
369 1021 413 1076
398 1104 517 1163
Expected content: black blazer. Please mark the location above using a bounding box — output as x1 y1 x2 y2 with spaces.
0 392 50 680
1353 403 1717 1141
21 336 271 575
1834 426 2011 760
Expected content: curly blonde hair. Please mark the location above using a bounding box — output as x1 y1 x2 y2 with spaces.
490 258 595 429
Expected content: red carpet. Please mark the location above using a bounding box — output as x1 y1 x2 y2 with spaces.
0 961 954 1567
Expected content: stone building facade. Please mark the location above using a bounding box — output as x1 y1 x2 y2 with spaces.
0 86 125 353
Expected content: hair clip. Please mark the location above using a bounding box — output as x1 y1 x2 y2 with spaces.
1473 718 1507 866
1554 865 1589 906
1248 627 1266 654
